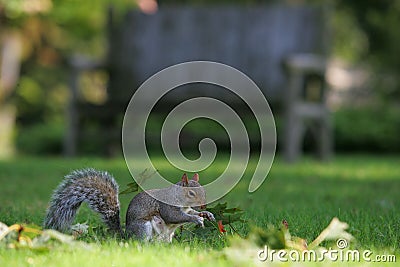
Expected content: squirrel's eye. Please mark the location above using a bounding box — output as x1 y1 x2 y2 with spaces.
188 190 196 197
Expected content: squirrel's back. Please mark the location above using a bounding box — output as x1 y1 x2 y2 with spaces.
43 168 122 234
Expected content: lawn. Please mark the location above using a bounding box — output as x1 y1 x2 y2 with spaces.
0 154 399 266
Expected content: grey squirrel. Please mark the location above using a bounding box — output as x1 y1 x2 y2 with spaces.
43 168 215 241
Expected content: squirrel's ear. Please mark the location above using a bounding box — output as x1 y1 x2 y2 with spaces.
181 173 189 185
192 173 199 182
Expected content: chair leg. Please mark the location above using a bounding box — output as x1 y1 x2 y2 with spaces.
316 115 332 161
284 115 305 163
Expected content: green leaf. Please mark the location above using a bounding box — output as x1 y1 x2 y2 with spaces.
249 225 286 249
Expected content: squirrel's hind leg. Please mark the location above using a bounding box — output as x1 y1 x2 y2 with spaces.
126 219 152 241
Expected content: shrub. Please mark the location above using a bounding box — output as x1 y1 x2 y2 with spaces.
334 106 400 152
16 122 64 155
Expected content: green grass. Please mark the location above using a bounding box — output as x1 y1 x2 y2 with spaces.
0 154 399 266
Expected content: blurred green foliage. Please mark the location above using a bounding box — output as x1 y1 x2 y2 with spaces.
16 121 64 154
16 108 400 155
0 0 138 155
1 0 138 120
334 0 400 100
334 107 400 153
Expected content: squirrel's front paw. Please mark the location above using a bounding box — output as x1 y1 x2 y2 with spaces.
194 215 204 228
199 211 215 221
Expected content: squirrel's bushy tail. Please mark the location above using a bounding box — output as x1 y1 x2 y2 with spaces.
43 168 122 235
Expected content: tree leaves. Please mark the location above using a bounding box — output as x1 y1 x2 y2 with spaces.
223 217 355 263
0 221 90 250
178 202 246 240
205 202 246 225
